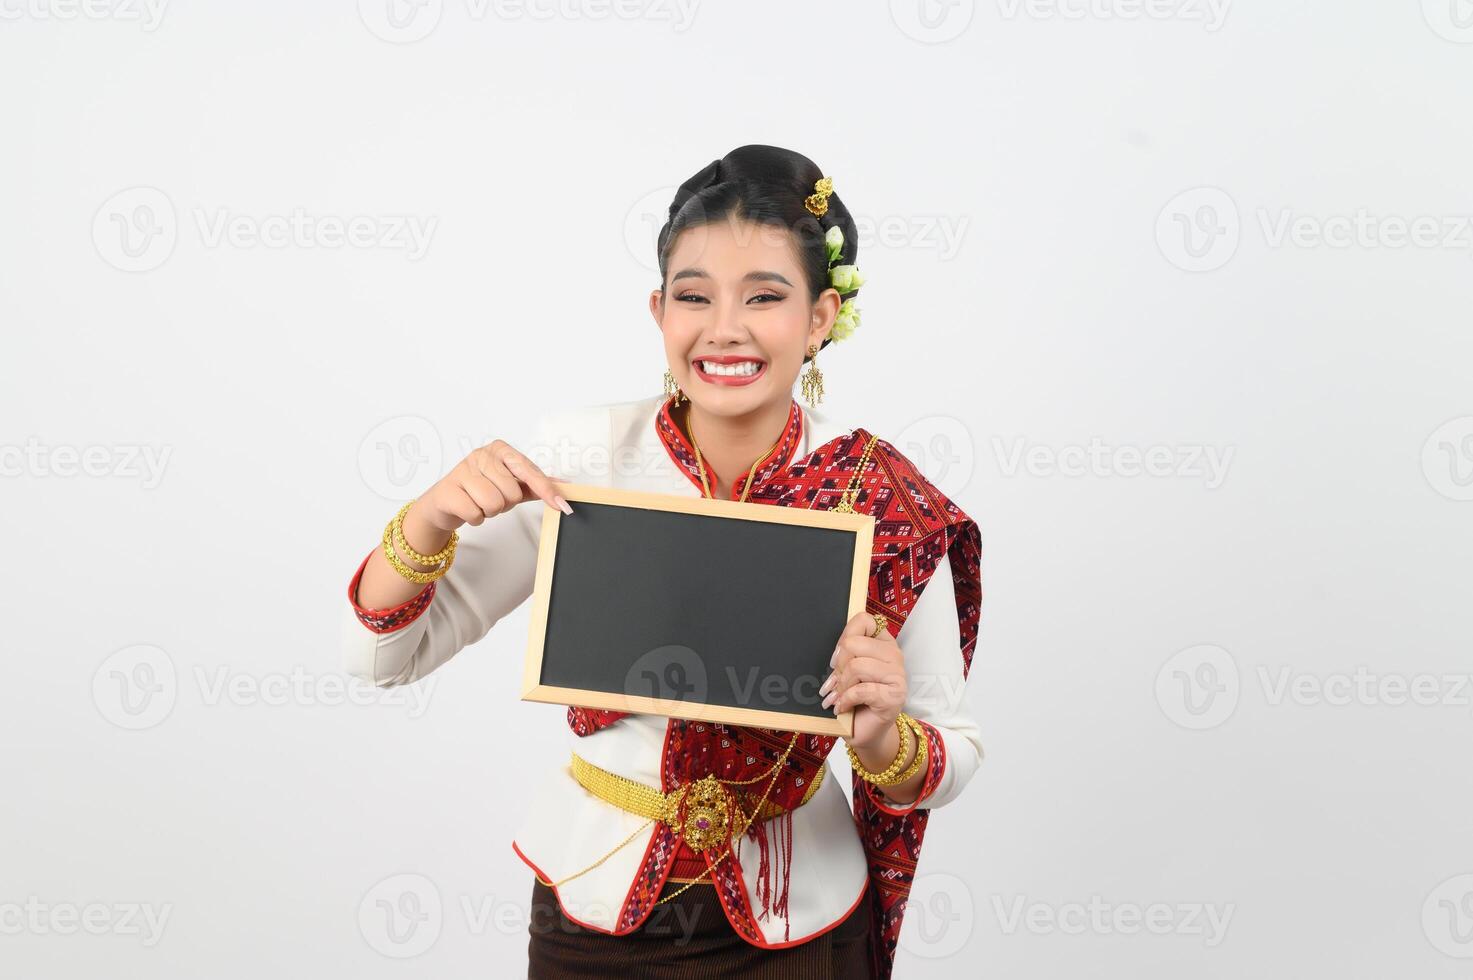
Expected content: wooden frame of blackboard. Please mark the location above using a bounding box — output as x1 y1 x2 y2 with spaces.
519 482 875 738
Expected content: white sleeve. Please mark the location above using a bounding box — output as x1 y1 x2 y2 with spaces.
877 548 984 810
341 416 557 689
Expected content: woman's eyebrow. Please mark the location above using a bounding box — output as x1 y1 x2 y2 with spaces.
671 267 794 287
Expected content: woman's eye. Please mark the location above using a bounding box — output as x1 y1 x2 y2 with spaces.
676 293 708 303
750 293 782 304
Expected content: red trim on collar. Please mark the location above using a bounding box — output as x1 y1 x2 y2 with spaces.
654 394 805 500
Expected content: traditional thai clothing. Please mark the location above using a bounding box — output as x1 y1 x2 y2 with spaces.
343 392 983 978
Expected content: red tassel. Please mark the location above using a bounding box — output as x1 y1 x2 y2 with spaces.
749 814 772 920
744 808 796 941
772 809 793 941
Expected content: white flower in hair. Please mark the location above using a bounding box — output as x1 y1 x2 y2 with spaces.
830 298 861 341
825 225 844 264
818 219 863 343
829 264 864 293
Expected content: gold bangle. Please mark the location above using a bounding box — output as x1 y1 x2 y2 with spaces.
391 500 458 566
381 509 455 585
888 713 928 785
846 714 914 786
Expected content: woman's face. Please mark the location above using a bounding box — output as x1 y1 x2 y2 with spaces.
651 217 839 417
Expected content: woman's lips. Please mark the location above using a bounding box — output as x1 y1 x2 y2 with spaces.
692 359 767 387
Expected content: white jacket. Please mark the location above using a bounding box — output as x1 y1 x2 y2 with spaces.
342 392 983 948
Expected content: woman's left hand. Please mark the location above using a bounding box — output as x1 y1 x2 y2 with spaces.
820 610 907 751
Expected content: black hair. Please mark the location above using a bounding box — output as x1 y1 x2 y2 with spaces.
655 144 860 360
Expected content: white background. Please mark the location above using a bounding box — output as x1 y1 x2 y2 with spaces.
3 1 1472 977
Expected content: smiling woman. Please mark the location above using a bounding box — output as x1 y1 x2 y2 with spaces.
341 144 983 980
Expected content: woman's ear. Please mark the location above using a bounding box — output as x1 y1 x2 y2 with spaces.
649 288 664 326
808 287 841 348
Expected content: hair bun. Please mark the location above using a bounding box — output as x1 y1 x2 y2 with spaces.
669 158 722 218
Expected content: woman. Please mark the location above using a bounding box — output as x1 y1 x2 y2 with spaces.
343 145 983 978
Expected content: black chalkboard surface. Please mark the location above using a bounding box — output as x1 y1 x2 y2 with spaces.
520 482 875 737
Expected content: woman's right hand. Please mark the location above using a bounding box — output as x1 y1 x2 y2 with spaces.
414 439 573 532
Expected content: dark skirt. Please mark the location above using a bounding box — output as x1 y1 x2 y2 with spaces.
526 876 874 979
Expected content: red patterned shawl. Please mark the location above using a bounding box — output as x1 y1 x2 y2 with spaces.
567 395 982 979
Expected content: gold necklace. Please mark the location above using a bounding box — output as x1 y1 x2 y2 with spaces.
684 406 785 503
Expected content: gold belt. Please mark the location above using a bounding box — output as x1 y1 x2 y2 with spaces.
569 753 826 854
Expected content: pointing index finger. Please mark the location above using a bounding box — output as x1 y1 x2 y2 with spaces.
501 449 573 516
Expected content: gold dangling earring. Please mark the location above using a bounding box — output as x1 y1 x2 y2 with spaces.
663 368 687 406
799 344 825 408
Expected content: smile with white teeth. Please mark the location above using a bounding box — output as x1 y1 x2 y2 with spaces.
697 360 763 377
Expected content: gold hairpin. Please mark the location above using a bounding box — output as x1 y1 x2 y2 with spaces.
804 176 834 217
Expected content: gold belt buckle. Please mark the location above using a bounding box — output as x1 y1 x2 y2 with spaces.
661 774 736 853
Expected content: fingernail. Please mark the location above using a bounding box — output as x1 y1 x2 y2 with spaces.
556 496 573 515
829 646 840 668
821 691 835 709
818 676 832 697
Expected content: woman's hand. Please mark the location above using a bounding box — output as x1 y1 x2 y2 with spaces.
819 610 908 751
414 439 572 532
353 439 572 613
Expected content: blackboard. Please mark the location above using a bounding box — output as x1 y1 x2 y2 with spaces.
520 482 875 737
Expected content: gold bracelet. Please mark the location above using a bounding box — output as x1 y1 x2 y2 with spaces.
888 713 928 786
391 499 457 566
381 506 456 585
846 714 914 786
